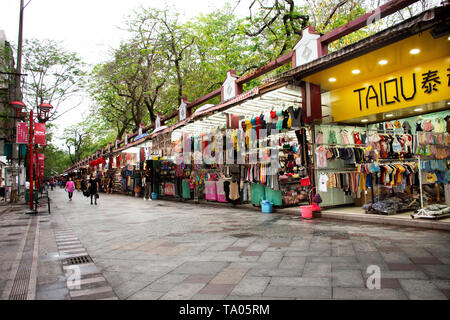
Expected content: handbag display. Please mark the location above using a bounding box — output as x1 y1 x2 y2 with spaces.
301 177 311 186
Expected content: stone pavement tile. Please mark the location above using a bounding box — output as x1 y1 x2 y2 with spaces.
126 290 164 300
258 252 283 264
210 267 248 285
380 252 412 264
198 283 235 295
302 262 331 278
409 257 443 265
270 277 330 287
331 262 367 271
226 295 295 300
36 288 70 300
247 268 303 277
399 280 448 300
397 247 433 258
269 242 290 248
436 257 450 264
278 257 306 269
352 241 377 252
172 261 228 275
70 286 114 299
332 245 356 257
37 277 68 292
183 274 216 284
333 288 407 300
356 252 389 266
233 239 257 247
387 263 419 271
289 239 310 250
363 278 401 289
379 270 428 280
284 249 331 257
263 285 331 299
310 256 357 263
420 265 450 280
377 246 402 253
231 276 270 296
246 243 270 251
191 294 227 300
114 280 150 299
332 270 365 288
37 274 66 286
223 246 247 252
441 289 450 300
153 273 189 285
432 280 450 290
240 251 263 257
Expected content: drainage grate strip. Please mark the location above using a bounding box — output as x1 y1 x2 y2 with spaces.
9 218 37 300
64 255 93 265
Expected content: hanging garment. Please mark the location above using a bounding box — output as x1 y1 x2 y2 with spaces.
315 131 324 145
287 106 302 129
319 174 328 192
328 130 338 144
205 181 218 201
416 121 423 132
216 179 227 202
353 131 362 144
340 130 350 145
423 120 433 132
316 147 328 168
402 121 412 134
229 181 240 200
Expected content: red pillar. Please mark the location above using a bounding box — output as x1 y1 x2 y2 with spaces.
29 109 34 210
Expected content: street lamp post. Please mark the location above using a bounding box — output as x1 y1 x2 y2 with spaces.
12 102 53 213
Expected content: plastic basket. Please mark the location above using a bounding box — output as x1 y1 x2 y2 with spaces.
261 200 273 213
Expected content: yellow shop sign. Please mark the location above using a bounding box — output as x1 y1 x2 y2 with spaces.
330 56 450 122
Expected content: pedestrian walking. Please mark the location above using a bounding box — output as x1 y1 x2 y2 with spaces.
143 169 152 201
88 174 99 205
65 177 75 201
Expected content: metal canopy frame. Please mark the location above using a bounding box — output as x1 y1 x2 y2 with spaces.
172 85 303 138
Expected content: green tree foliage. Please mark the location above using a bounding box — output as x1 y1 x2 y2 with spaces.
41 124 71 177
21 38 87 121
63 115 116 165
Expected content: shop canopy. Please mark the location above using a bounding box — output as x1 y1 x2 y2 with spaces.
171 85 304 137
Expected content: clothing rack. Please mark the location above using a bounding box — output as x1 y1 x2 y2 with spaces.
317 168 358 173
358 159 417 164
317 144 365 147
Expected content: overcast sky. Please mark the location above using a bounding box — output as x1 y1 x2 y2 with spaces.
1 0 246 147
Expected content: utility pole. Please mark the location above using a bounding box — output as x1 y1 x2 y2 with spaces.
16 0 24 101
10 0 25 203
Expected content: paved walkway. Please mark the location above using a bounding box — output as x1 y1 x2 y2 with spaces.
2 189 450 300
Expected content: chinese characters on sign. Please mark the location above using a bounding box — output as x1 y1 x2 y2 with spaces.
421 70 440 94
34 123 46 145
16 122 29 144
353 67 449 111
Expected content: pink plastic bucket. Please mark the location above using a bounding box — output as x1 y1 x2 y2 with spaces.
301 205 313 219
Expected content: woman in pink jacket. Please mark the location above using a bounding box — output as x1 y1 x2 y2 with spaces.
65 177 75 201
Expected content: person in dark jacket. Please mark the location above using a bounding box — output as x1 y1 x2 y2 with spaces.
88 174 99 205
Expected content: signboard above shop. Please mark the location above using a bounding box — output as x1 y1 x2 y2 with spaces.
300 30 450 123
331 56 449 122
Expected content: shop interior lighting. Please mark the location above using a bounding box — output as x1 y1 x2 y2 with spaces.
328 77 336 82
386 114 394 117
361 119 369 122
414 108 423 112
352 69 360 74
409 48 420 55
378 60 388 65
